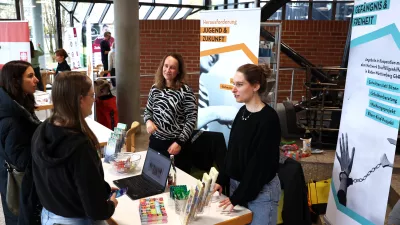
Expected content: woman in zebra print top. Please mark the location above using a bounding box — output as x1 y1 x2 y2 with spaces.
144 53 197 173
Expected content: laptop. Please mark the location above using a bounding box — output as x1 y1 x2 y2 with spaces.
113 148 171 200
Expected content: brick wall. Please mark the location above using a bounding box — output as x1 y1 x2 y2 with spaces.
139 20 349 107
277 20 349 102
139 20 200 107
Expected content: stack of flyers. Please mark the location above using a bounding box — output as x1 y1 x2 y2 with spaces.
193 181 205 218
204 167 219 207
117 123 127 130
139 197 168 224
197 173 211 214
111 133 123 152
104 138 117 163
181 182 203 225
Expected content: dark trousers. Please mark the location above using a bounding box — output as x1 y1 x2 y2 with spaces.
102 60 108 71
1 192 18 225
149 135 191 174
33 67 44 91
110 68 116 87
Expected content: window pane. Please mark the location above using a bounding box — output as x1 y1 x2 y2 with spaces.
148 6 166 20
102 4 114 24
139 5 151 19
312 2 332 20
60 1 74 11
156 0 179 4
0 0 17 19
182 0 204 6
74 3 91 22
161 7 177 19
238 0 253 9
174 8 189 19
187 10 200 19
88 3 107 23
269 7 282 20
285 2 309 20
212 0 224 9
336 2 354 21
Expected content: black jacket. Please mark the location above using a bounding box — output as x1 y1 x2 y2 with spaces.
32 120 115 220
55 60 71 75
0 88 41 224
278 157 312 225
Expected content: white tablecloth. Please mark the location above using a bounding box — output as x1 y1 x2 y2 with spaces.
103 151 252 225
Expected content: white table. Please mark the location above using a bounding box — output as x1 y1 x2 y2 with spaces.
85 117 113 147
103 151 252 225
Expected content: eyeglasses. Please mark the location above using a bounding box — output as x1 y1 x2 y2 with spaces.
86 93 96 98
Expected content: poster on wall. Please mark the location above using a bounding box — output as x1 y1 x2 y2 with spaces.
91 23 114 67
197 8 261 145
0 21 30 69
63 27 81 69
326 0 399 225
81 23 114 68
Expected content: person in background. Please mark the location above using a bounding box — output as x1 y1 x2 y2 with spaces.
100 32 111 71
213 64 281 225
54 49 71 75
31 72 118 224
108 42 116 87
30 41 44 91
0 61 41 225
144 53 197 173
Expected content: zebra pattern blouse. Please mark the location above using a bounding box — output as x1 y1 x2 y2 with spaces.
144 84 198 146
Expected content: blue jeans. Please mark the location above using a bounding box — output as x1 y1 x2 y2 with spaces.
41 208 107 225
230 175 281 225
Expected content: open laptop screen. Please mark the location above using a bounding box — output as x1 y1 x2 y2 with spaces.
142 148 171 188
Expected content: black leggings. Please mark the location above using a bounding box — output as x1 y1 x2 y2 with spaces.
148 135 192 174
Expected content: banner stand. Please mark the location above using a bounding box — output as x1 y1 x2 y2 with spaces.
323 215 332 225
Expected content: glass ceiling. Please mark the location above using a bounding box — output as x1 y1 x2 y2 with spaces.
59 0 354 25
60 0 206 25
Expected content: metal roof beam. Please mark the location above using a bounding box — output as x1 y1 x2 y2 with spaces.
99 3 110 23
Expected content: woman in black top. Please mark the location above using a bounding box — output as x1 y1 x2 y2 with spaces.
144 53 197 173
214 64 281 225
31 72 117 224
55 48 71 75
0 61 41 225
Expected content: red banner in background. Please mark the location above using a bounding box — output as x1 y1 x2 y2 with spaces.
0 21 30 69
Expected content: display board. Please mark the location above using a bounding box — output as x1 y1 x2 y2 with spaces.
0 21 30 69
197 8 261 145
326 1 398 224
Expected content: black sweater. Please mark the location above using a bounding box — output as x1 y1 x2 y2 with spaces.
31 120 115 220
55 60 71 75
217 104 281 206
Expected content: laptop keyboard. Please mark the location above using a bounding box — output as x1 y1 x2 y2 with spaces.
116 176 161 200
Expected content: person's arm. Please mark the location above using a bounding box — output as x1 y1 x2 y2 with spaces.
4 119 31 171
72 142 115 220
36 45 44 56
108 52 114 70
229 113 281 206
143 86 155 124
176 86 197 147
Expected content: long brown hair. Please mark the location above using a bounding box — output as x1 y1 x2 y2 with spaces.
155 53 186 90
50 72 99 149
0 60 36 113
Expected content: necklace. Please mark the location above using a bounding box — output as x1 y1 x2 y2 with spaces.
241 109 252 121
